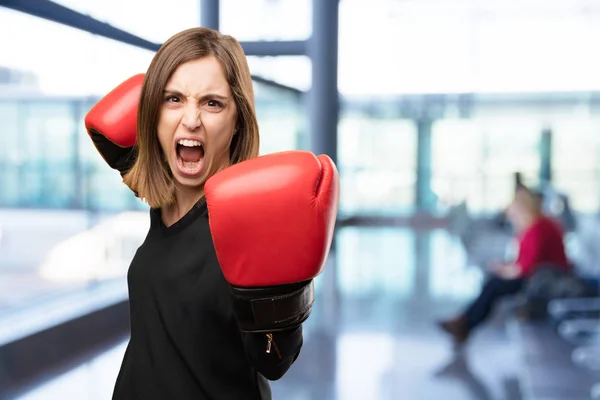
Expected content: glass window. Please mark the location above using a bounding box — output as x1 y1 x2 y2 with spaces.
247 56 311 92
20 102 77 208
551 118 600 213
431 116 542 215
431 119 485 211
339 114 418 216
478 116 542 210
0 103 20 207
254 80 306 155
0 100 92 209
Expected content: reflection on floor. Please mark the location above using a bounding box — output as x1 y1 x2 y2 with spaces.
11 227 525 400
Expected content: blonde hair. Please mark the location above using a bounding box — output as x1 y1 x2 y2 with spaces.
123 27 260 208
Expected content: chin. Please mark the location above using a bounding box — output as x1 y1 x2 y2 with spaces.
173 175 207 190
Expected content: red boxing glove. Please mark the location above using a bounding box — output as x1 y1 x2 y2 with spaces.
84 74 144 175
205 150 339 332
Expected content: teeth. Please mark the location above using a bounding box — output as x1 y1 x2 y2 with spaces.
178 139 202 147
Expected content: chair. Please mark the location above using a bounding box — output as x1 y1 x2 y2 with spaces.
547 215 600 400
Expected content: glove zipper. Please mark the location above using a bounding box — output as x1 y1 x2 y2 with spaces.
265 333 282 359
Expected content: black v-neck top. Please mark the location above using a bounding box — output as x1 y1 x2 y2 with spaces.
112 198 303 400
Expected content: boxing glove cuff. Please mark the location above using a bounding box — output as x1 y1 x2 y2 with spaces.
230 280 314 333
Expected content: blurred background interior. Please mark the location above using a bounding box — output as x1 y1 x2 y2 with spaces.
1 0 600 399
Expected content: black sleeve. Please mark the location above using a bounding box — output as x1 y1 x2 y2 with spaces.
241 325 304 381
89 130 137 177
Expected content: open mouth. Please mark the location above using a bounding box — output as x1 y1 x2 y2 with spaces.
176 139 205 176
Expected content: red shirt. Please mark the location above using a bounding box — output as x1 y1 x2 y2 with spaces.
516 216 569 277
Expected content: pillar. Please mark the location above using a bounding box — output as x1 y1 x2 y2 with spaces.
416 117 434 212
307 0 339 165
200 0 219 30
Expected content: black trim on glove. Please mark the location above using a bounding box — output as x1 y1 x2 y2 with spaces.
230 280 314 333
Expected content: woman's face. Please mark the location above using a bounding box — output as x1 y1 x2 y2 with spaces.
506 192 537 231
157 56 238 190
506 199 524 229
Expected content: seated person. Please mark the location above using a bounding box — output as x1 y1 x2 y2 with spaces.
438 186 570 345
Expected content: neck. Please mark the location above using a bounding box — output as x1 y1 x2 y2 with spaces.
161 185 205 227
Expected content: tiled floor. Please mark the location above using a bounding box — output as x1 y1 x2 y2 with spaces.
10 227 526 400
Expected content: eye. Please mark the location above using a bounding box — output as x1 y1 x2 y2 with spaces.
206 99 224 109
165 95 181 103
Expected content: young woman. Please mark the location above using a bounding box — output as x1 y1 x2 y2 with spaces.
85 27 338 399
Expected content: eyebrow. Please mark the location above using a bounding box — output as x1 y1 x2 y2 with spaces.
163 89 230 101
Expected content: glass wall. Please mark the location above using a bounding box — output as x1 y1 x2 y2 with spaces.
0 82 305 212
431 116 542 214
551 117 600 213
342 93 600 218
254 81 307 154
338 112 418 217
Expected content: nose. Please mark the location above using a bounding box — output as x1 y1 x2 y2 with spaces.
181 105 201 131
